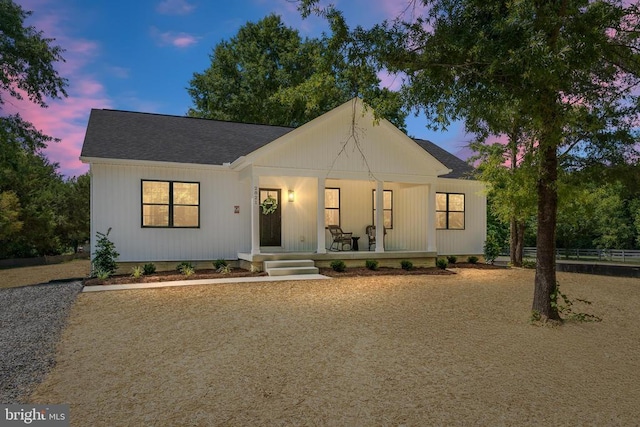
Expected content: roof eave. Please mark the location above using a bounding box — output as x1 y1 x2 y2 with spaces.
79 156 232 171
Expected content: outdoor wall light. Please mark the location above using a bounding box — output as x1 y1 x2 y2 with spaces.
288 190 295 202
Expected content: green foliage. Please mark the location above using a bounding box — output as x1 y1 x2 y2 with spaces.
330 259 346 272
92 229 119 278
94 269 110 280
446 255 457 265
143 263 156 275
0 191 23 240
522 259 537 269
180 265 195 277
176 262 194 273
483 235 501 265
213 259 228 269
187 14 406 130
0 0 67 108
400 260 413 270
217 264 232 275
131 266 144 279
436 258 448 270
56 173 91 253
550 283 602 323
467 256 479 264
365 259 378 270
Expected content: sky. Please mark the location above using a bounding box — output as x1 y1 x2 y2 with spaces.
11 0 469 178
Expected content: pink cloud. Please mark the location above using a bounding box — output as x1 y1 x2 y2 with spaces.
150 26 200 48
156 0 195 15
5 83 111 178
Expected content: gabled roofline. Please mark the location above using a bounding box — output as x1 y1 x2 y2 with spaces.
230 98 452 177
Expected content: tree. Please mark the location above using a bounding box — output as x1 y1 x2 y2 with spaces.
0 0 69 258
187 14 407 129
0 191 22 240
300 0 640 321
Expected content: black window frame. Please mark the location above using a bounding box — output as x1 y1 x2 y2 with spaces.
436 192 465 230
141 179 200 228
372 189 393 229
324 187 341 228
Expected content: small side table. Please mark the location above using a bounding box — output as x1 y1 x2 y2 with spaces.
351 236 360 251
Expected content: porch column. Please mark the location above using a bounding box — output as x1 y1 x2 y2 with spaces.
250 173 260 255
427 183 436 252
375 180 385 253
316 177 327 253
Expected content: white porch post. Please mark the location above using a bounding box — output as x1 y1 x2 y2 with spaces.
316 177 327 253
375 180 385 253
427 183 437 252
250 172 260 255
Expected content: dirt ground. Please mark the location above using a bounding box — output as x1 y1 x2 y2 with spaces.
31 268 640 426
1 260 90 289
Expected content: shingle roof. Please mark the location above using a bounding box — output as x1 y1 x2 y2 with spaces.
413 138 475 179
81 109 474 178
80 109 293 165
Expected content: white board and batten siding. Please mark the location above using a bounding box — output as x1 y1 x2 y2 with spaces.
252 100 447 181
90 162 249 262
435 178 486 255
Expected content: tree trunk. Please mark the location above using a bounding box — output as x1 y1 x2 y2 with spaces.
510 219 525 267
532 137 561 321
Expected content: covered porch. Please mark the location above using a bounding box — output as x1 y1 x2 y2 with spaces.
237 164 441 271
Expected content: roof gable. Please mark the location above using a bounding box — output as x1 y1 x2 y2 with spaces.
238 99 451 178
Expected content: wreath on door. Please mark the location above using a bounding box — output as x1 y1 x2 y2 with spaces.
260 195 278 215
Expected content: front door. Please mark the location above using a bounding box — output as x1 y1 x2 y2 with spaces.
259 189 281 247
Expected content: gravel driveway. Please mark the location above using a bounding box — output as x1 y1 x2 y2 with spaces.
0 281 83 403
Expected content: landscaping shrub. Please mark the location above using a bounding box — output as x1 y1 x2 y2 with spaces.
400 260 413 270
214 259 228 269
131 266 144 279
436 258 448 269
180 265 195 277
522 259 536 269
365 259 379 270
447 255 457 264
143 263 156 275
217 264 232 274
330 260 346 272
176 261 194 273
467 256 479 264
483 236 501 265
92 229 119 278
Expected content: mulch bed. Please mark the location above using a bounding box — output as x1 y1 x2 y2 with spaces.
84 263 506 286
83 269 268 286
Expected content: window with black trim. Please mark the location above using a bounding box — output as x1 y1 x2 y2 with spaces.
325 188 340 227
142 180 200 228
436 193 465 230
372 190 393 229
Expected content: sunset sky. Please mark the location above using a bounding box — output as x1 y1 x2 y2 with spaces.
11 0 468 177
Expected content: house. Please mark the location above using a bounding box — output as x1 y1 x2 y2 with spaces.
80 98 486 272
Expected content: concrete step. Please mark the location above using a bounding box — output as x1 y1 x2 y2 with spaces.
264 259 315 269
267 266 320 276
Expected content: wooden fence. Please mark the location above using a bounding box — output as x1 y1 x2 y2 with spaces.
0 252 90 269
523 247 640 263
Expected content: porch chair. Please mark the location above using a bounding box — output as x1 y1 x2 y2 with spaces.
328 225 353 251
366 225 386 251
